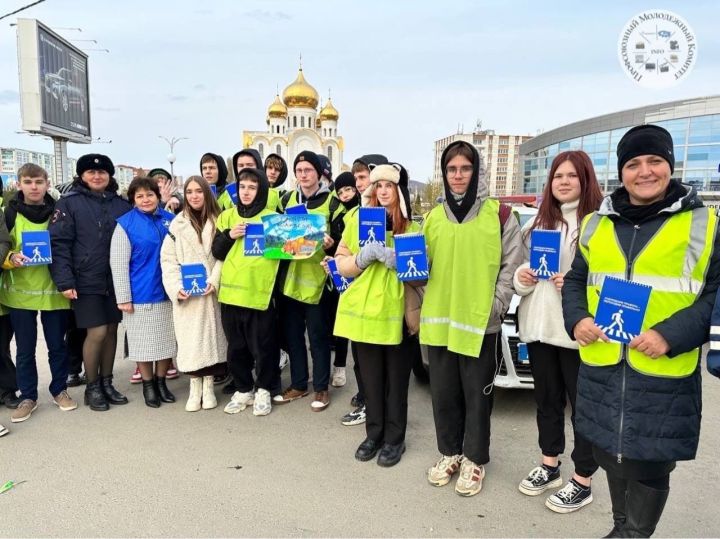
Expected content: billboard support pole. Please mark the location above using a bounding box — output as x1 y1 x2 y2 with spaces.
52 136 67 186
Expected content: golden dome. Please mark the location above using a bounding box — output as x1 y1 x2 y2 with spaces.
267 94 288 118
282 68 319 109
319 98 339 121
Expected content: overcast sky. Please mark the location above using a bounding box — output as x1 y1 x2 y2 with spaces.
1 0 718 182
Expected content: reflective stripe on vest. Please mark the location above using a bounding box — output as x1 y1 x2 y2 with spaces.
578 207 717 378
282 192 333 305
420 199 501 357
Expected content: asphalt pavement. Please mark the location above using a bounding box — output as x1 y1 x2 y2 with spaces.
2 333 719 537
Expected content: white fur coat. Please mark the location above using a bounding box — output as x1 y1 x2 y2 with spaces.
160 214 227 372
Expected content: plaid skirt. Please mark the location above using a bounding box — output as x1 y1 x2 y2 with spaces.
123 300 177 362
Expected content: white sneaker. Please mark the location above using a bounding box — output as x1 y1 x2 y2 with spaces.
331 366 346 387
455 458 485 497
427 454 463 487
223 391 254 414
253 388 272 416
0 423 8 437
201 376 217 410
185 377 202 412
279 351 290 370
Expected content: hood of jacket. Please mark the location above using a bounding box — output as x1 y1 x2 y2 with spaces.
295 178 331 206
7 192 56 226
236 167 270 218
264 152 288 189
353 154 389 168
231 149 263 181
199 153 229 191
440 140 488 223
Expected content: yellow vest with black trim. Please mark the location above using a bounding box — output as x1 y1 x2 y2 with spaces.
420 199 502 358
281 190 342 304
578 206 717 378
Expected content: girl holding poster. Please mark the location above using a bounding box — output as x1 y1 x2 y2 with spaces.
334 163 420 467
160 176 226 412
514 151 603 513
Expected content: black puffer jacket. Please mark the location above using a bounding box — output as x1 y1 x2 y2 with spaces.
49 179 132 295
563 181 720 462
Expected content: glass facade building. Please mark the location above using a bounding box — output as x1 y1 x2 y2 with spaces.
520 96 720 195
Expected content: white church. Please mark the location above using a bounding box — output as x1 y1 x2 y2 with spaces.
242 66 345 186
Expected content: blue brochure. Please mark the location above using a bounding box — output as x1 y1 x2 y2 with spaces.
21 230 52 265
530 229 561 279
285 204 308 215
394 233 429 281
181 263 207 296
327 258 353 293
594 277 652 344
359 207 386 246
225 183 238 204
210 184 217 198
244 223 265 256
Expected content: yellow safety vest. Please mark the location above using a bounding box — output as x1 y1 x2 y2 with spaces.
578 207 717 378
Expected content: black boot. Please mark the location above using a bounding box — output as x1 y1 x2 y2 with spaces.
623 481 669 538
604 475 628 537
142 379 161 408
100 375 129 405
84 380 109 411
155 376 176 403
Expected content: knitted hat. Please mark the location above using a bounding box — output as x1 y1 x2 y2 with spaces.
334 171 356 191
76 154 115 177
317 154 332 182
617 124 675 177
293 151 322 178
148 168 172 179
366 163 411 220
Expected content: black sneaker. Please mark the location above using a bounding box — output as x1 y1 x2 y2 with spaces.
222 380 237 395
341 405 366 426
350 392 364 408
545 479 593 513
67 374 82 387
519 465 562 496
1 392 21 409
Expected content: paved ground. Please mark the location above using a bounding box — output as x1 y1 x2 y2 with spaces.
2 333 720 538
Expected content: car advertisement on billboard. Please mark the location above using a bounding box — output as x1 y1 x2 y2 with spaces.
17 19 91 143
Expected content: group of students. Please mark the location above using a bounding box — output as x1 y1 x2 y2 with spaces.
0 123 718 537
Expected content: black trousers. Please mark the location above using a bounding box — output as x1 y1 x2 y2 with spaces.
356 335 415 446
527 341 598 478
221 303 280 393
321 286 350 369
0 314 16 396
428 333 499 465
351 341 365 401
66 311 86 376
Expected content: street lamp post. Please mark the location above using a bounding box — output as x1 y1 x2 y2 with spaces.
158 136 188 183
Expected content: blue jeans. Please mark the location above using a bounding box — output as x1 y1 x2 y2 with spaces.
10 309 70 401
282 296 331 392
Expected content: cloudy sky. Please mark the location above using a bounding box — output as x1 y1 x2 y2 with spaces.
1 0 718 182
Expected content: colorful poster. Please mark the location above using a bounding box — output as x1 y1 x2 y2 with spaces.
394 233 429 281
244 223 265 256
359 207 386 246
594 277 652 344
21 230 52 265
530 230 561 279
261 214 325 260
181 263 207 296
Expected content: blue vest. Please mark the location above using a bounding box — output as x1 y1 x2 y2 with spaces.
116 207 174 304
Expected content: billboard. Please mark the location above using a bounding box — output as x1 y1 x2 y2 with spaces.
17 19 91 143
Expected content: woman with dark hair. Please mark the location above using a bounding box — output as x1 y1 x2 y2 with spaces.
422 141 522 496
49 154 132 411
160 176 226 411
563 125 720 537
334 163 421 467
515 151 603 513
110 177 177 408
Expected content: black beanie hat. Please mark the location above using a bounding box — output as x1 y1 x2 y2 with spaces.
77 154 115 177
334 171 356 191
293 151 322 179
318 154 332 181
148 168 172 179
616 124 675 177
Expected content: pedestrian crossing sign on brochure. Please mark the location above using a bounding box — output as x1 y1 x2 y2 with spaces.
517 342 529 365
244 224 265 256
530 230 561 279
359 207 386 246
594 277 652 344
394 233 429 281
225 183 238 204
285 204 308 215
21 230 52 265
180 264 207 296
327 258 353 293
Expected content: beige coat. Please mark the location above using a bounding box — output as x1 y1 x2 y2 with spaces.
160 214 227 372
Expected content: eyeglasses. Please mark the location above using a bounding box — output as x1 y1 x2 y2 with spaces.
446 166 473 176
295 167 315 176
